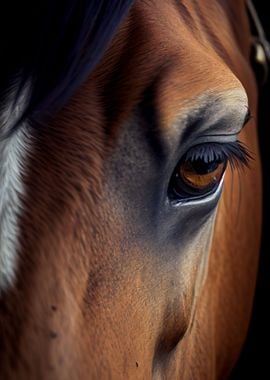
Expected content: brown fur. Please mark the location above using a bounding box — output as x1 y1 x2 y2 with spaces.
0 1 261 379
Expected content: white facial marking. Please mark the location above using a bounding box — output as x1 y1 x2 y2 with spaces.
0 87 31 291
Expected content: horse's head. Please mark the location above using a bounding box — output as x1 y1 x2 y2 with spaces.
0 1 262 379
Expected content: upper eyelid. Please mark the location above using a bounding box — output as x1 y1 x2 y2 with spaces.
199 109 252 139
172 105 251 152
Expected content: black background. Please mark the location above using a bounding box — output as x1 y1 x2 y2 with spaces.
230 2 270 379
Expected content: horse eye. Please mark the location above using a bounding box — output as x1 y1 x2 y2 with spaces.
169 156 227 200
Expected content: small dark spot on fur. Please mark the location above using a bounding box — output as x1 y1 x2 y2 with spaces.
51 305 57 312
49 331 58 339
73 183 82 193
136 362 139 368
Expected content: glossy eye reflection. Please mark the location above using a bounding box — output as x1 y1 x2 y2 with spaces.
168 141 250 202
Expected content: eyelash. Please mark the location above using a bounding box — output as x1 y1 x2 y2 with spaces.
184 140 252 169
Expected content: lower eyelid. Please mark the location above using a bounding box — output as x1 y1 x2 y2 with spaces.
169 175 225 207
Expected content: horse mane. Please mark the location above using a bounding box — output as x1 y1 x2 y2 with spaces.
0 0 133 129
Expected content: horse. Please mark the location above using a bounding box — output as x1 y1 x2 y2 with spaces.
0 0 266 378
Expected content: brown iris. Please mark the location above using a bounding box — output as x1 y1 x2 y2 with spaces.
170 158 227 199
180 159 226 191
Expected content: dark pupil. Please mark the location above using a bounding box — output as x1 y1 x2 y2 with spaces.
190 159 220 175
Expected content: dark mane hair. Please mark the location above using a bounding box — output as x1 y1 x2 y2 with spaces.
0 0 133 129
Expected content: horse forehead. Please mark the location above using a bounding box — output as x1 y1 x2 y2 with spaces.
126 0 244 60
95 0 249 132
133 0 247 45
